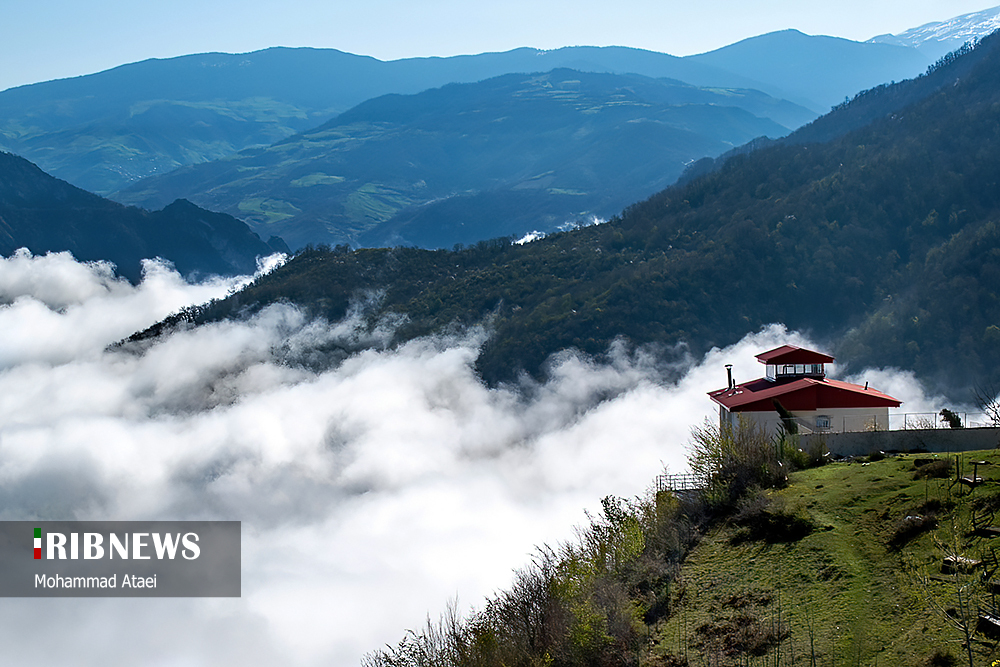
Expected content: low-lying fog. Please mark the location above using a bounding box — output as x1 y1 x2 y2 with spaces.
0 249 952 666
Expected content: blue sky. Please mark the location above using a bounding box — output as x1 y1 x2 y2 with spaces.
2 0 998 92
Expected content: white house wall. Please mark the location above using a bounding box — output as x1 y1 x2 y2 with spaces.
722 407 891 436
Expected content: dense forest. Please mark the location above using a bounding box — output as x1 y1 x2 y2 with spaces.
147 31 1000 397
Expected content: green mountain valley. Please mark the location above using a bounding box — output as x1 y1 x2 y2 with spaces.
114 69 805 250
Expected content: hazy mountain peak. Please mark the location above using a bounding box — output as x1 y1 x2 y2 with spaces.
868 5 1000 59
684 29 929 110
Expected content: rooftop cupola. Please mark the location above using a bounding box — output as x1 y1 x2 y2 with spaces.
755 345 834 382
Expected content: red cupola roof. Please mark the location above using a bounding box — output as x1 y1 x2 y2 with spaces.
755 345 835 365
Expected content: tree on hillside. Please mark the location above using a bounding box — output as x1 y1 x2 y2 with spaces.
688 417 786 510
973 381 1000 426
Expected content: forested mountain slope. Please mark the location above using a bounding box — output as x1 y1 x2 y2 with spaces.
158 31 1000 395
0 152 284 282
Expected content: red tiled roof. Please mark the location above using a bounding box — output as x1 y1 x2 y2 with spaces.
709 376 901 412
755 345 835 365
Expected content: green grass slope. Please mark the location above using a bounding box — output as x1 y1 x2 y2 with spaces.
660 452 1000 667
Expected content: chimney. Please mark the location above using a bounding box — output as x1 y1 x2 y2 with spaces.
725 364 734 391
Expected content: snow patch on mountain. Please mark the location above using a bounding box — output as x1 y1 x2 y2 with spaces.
869 5 1000 59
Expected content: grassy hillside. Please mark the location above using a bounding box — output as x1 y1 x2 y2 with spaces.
367 427 1000 667
660 452 998 667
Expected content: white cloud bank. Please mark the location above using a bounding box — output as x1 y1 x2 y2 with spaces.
0 250 956 666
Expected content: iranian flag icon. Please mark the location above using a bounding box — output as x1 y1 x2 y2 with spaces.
34 528 41 559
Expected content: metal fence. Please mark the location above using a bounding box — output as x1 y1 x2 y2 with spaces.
891 412 993 430
789 412 994 435
655 473 704 493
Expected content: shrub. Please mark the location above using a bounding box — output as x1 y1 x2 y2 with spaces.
920 649 958 666
729 491 814 544
889 512 938 549
914 459 952 479
693 606 790 660
784 439 829 471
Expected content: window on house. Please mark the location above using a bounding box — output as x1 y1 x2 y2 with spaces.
816 415 831 429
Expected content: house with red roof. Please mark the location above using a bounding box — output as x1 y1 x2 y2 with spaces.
708 345 902 436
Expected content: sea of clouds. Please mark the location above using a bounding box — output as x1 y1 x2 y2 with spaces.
0 250 957 666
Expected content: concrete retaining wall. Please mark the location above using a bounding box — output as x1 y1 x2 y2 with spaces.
800 427 1000 458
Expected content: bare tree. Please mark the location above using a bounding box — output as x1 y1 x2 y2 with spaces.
973 380 1000 427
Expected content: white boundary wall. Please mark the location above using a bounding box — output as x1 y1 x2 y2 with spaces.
800 427 1000 458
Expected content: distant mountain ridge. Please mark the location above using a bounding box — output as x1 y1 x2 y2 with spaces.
0 45 776 196
686 29 928 110
0 33 933 196
0 152 284 282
